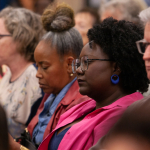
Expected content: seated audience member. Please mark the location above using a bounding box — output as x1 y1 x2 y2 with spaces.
0 105 9 150
137 6 150 96
75 7 100 46
100 0 147 24
90 7 150 150
9 3 89 150
91 97 150 150
37 17 149 150
0 7 45 138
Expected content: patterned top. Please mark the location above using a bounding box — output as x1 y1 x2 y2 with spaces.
0 64 42 138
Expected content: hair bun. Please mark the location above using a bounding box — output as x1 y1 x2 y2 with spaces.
42 3 75 32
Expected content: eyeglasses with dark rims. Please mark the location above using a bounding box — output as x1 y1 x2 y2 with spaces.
72 56 113 73
136 39 150 54
0 34 12 39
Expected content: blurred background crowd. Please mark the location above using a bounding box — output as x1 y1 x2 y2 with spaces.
0 0 150 47
1 0 149 49
0 0 150 15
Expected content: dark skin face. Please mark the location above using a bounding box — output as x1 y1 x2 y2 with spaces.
76 41 125 109
34 40 75 94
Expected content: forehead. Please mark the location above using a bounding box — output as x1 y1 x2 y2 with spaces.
34 41 59 62
75 12 95 24
101 8 122 21
80 41 108 58
144 22 150 42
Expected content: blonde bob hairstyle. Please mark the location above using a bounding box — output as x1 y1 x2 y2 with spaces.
0 7 45 62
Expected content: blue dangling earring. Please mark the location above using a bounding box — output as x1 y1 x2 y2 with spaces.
111 74 119 84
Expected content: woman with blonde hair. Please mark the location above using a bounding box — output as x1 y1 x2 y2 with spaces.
100 0 147 24
0 7 45 138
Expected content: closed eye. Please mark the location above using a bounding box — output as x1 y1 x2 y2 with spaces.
42 66 48 70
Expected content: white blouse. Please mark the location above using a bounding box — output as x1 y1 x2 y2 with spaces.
0 64 42 138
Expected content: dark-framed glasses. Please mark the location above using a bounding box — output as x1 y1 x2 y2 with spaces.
136 39 150 54
0 34 12 39
72 56 113 73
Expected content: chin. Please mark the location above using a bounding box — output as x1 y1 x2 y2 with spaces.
79 88 86 95
42 88 51 94
79 87 91 96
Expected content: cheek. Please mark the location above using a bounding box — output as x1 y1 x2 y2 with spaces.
46 70 61 85
86 65 112 85
46 67 67 86
0 41 8 53
143 47 150 59
0 42 11 64
0 40 17 56
146 71 150 80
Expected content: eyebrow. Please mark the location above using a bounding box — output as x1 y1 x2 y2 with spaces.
38 61 50 65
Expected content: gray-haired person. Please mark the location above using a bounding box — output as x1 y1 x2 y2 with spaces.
0 7 45 138
100 0 147 24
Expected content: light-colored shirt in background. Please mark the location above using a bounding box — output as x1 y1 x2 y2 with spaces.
0 64 42 138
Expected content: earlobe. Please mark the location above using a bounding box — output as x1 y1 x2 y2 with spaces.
111 63 121 84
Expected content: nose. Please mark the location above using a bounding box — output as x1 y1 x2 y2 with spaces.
143 45 150 60
76 66 84 75
36 68 43 79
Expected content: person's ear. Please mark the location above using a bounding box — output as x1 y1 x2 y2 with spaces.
112 62 121 75
66 56 74 74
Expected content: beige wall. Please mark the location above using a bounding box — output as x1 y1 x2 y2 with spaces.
57 0 86 13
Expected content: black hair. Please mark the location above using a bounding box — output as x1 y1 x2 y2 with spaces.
87 17 149 93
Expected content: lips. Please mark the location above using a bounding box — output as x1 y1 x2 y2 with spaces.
77 79 85 85
39 83 47 88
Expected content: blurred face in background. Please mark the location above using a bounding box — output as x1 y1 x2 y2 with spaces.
101 9 122 21
90 134 150 150
75 12 95 46
104 135 150 150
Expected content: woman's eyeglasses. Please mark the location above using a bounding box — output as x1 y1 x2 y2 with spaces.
136 39 150 54
0 34 12 39
72 56 113 73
